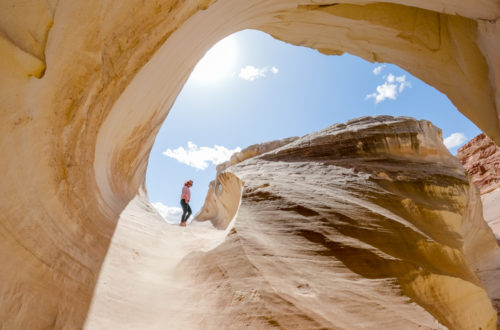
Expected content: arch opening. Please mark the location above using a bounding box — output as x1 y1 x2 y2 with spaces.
86 27 499 328
1 1 500 329
143 28 482 230
94 1 500 232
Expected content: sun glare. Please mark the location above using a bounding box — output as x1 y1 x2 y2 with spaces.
190 36 237 84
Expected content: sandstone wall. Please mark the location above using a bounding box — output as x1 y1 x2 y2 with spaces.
1 0 500 328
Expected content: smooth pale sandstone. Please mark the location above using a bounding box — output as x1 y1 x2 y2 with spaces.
84 190 232 329
1 0 500 328
87 116 500 329
194 172 244 230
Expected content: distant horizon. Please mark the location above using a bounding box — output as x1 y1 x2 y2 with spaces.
145 29 481 224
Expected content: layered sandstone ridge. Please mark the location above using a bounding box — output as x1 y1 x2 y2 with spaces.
457 133 500 240
2 0 500 328
216 137 299 173
122 115 500 329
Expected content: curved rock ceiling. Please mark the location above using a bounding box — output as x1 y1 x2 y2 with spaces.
0 0 499 328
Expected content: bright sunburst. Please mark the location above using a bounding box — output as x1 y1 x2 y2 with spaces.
190 35 237 84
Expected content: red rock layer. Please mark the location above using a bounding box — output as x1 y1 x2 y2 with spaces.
457 133 500 194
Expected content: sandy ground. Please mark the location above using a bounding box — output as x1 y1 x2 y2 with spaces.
84 195 230 329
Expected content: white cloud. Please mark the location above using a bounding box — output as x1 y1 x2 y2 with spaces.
238 65 279 81
373 65 384 75
366 74 411 103
163 141 241 170
443 133 467 149
152 202 184 224
395 75 411 92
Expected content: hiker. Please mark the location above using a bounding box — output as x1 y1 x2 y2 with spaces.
180 180 193 227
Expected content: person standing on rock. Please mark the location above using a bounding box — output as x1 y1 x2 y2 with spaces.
180 180 193 227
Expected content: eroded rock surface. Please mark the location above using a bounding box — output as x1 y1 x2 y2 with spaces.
457 133 500 240
182 116 500 329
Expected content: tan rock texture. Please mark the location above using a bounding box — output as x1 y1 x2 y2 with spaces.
194 172 244 230
86 116 500 329
457 133 500 239
2 0 500 328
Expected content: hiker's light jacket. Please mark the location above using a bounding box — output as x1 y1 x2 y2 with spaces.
181 185 191 203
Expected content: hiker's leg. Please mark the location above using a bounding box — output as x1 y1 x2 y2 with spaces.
184 204 192 222
180 199 188 223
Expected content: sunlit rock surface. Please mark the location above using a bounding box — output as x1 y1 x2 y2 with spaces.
194 172 244 229
2 0 500 328
457 133 500 240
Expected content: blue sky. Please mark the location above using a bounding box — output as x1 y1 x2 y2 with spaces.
145 29 480 223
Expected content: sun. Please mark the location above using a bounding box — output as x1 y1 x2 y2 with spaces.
190 35 237 84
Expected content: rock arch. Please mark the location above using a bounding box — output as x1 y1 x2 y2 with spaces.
0 0 499 328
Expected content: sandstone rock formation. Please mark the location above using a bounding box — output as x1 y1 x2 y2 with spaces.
193 116 500 329
195 137 300 229
2 0 500 328
457 133 500 240
85 116 500 329
194 172 244 230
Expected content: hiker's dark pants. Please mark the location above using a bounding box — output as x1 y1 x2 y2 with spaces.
180 199 192 223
